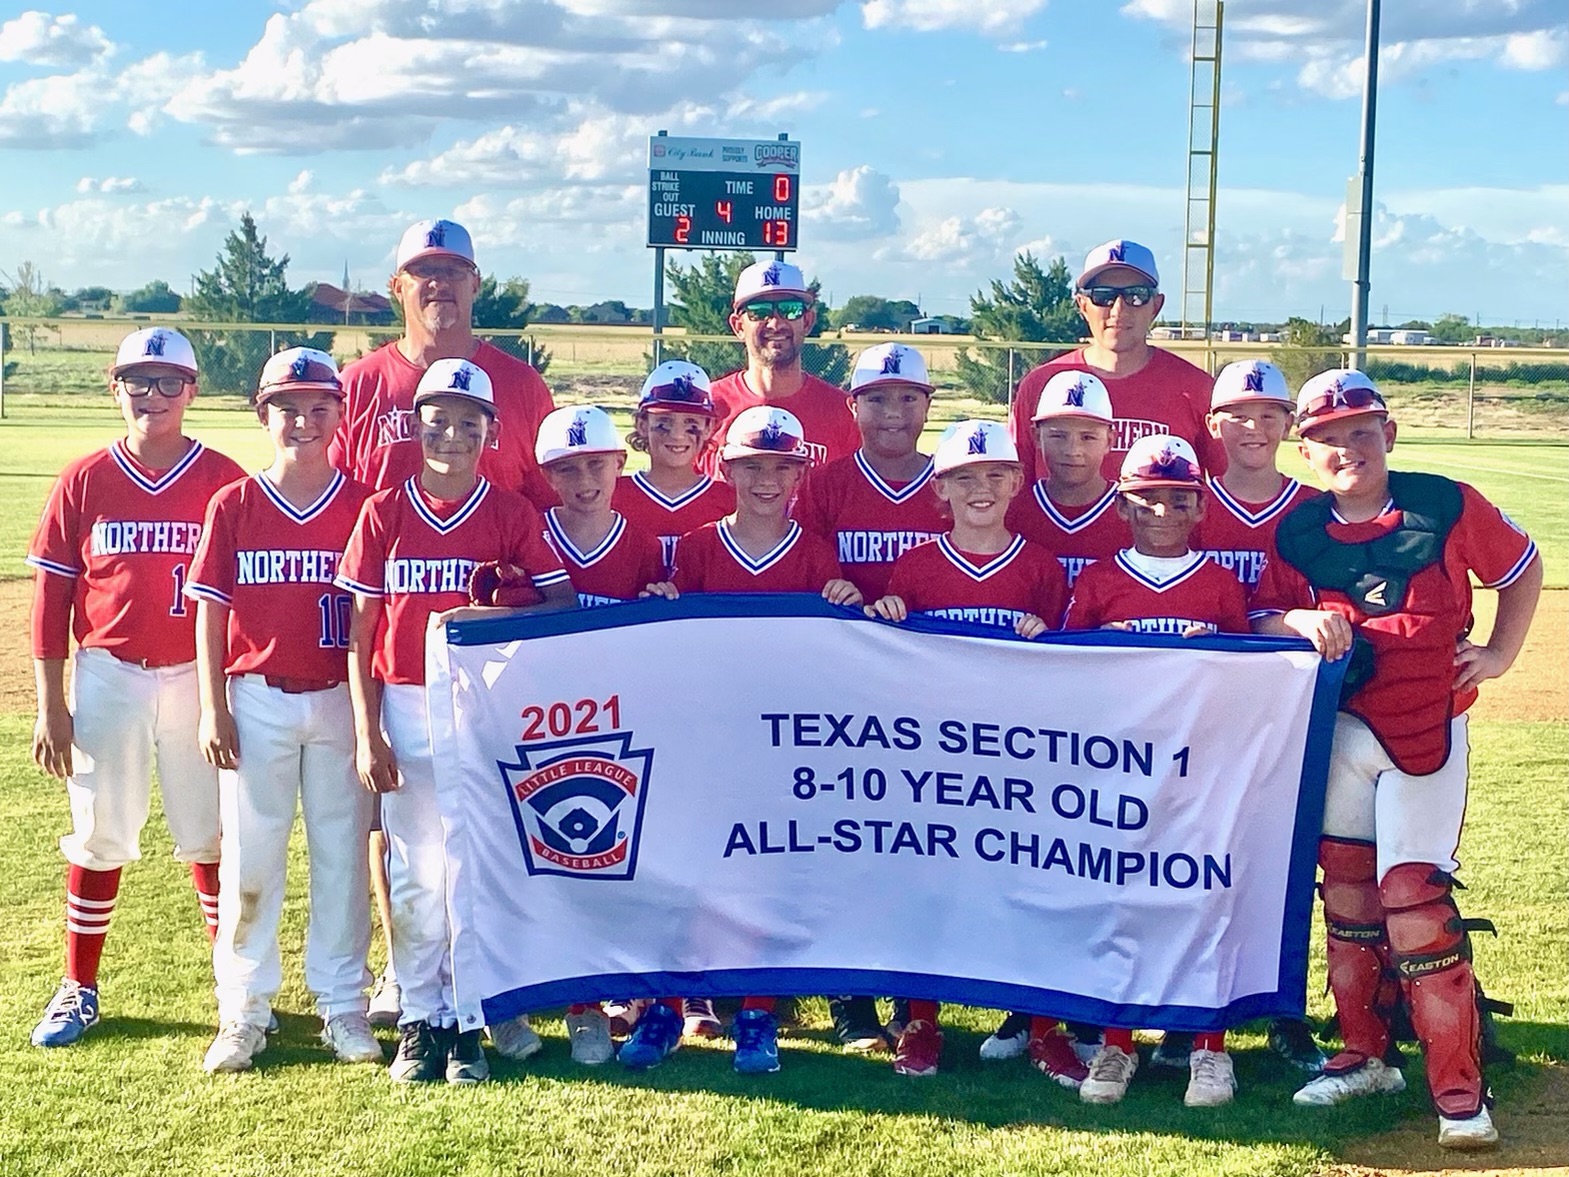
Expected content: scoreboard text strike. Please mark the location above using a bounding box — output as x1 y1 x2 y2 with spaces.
647 136 801 252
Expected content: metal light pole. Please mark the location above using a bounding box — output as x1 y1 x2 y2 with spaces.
1348 0 1380 370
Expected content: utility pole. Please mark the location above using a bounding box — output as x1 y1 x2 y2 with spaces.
1347 0 1380 371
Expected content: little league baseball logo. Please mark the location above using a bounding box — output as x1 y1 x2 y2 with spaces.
498 732 654 880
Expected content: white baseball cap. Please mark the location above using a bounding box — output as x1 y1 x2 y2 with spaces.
1033 370 1113 423
732 260 811 309
1295 369 1388 434
112 327 197 377
933 420 1019 475
638 360 716 414
720 406 809 461
535 405 624 466
396 218 476 273
1210 360 1292 411
255 347 342 405
413 358 496 415
1118 435 1204 492
850 343 933 394
1077 239 1160 289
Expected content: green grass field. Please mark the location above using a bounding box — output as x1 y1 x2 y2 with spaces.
0 405 1563 1176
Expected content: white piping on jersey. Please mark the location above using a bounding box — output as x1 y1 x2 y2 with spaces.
183 582 233 606
1330 497 1395 525
406 476 490 535
854 450 935 504
256 469 346 525
1033 481 1118 534
630 471 715 511
718 520 801 575
25 555 81 578
1482 539 1539 590
1207 476 1303 528
545 509 625 568
1113 548 1210 592
109 438 205 496
935 533 1025 581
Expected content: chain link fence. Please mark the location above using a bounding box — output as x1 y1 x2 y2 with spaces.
2 317 1565 439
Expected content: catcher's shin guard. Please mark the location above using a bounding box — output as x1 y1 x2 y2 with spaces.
1380 862 1486 1118
1320 838 1398 1070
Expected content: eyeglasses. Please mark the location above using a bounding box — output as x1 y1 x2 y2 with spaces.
1299 384 1385 420
740 298 808 322
117 374 193 398
1079 285 1157 308
404 260 475 282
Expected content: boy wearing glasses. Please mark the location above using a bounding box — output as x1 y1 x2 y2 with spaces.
703 261 861 474
27 327 245 1048
1252 371 1541 1150
1006 239 1219 486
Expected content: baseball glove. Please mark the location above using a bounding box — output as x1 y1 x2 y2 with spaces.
467 561 538 607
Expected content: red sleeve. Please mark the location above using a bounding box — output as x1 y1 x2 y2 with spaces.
186 493 235 600
812 538 845 590
1033 551 1069 629
671 531 706 594
1248 556 1313 616
636 531 665 589
1218 572 1249 634
1010 365 1047 486
883 551 920 610
1453 483 1538 588
1062 566 1102 632
792 469 831 538
31 571 75 660
507 498 568 587
337 498 387 595
27 469 83 576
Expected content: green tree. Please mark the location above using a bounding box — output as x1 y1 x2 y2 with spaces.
116 279 183 314
659 252 850 387
954 253 1085 403
1430 313 1473 345
0 261 66 353
472 275 550 375
183 213 330 394
1270 317 1343 387
835 295 922 332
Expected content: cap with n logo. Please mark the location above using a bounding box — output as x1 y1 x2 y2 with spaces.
413 357 497 416
112 327 198 377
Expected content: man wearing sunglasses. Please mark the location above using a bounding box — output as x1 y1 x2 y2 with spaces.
331 218 557 510
1007 239 1219 486
703 261 861 475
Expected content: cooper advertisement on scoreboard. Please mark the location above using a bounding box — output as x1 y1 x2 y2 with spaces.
427 596 1343 1036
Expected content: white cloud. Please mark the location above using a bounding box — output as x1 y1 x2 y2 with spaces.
904 205 1021 262
75 176 143 194
0 69 101 147
862 0 1048 36
0 11 112 68
804 166 902 241
998 39 1048 52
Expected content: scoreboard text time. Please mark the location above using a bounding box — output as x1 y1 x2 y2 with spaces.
647 136 801 252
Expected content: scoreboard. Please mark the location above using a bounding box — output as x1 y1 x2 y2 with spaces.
647 136 801 252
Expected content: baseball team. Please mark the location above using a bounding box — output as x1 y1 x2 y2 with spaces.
24 219 1541 1152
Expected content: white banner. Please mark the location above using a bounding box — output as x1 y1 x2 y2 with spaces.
427 596 1343 1036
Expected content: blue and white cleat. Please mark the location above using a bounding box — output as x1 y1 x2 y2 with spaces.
732 1008 781 1075
31 978 101 1048
618 1001 683 1070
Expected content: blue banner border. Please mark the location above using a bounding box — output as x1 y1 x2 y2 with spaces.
448 594 1346 1032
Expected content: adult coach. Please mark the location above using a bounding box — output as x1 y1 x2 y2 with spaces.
1007 239 1220 485
702 260 861 474
331 218 556 508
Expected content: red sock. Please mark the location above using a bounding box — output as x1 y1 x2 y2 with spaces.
1104 1027 1136 1052
1029 1015 1060 1039
190 862 220 943
1195 1030 1226 1052
64 865 121 988
907 999 939 1026
740 996 776 1012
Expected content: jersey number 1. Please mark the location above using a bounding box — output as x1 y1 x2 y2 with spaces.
169 564 188 617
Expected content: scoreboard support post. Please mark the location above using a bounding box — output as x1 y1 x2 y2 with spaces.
651 244 666 367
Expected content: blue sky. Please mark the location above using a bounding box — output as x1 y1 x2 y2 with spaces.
0 1 1564 326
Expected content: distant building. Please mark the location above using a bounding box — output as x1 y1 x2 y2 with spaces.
308 283 394 326
1389 329 1434 346
910 316 957 335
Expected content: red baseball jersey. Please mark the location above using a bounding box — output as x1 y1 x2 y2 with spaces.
611 472 735 575
672 521 843 594
1005 481 1130 591
884 535 1068 632
793 451 947 601
1009 348 1221 484
700 370 860 475
1192 477 1319 590
542 510 665 607
186 471 372 681
1064 550 1249 636
336 478 568 685
331 340 557 507
27 440 246 665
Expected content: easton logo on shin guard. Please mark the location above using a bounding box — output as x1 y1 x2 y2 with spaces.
1396 946 1469 979
1328 919 1386 943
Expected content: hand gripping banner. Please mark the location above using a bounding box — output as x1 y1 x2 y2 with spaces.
427 595 1345 1035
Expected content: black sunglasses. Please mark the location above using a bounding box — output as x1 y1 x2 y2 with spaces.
1079 285 1157 308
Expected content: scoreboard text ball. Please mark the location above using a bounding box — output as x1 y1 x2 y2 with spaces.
647 136 801 252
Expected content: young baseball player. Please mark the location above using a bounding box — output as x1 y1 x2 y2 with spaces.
338 358 576 1085
1059 434 1248 1108
1252 370 1541 1150
28 327 245 1049
612 361 735 576
864 420 1066 1079
615 407 858 1077
186 349 379 1073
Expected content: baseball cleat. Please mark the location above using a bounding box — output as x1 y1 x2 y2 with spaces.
603 999 648 1038
390 1021 448 1083
1151 1031 1194 1070
1184 1049 1237 1107
681 997 723 1040
1292 1056 1405 1106
322 1012 383 1064
567 1007 614 1066
731 1009 781 1075
830 997 887 1053
367 971 401 1028
1028 1027 1089 1088
1267 1017 1326 1074
979 1010 1031 1060
487 1013 542 1061
204 1021 267 1074
31 979 101 1048
892 1020 943 1077
1438 1107 1499 1150
618 1001 683 1070
1080 1044 1138 1104
445 1029 490 1085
